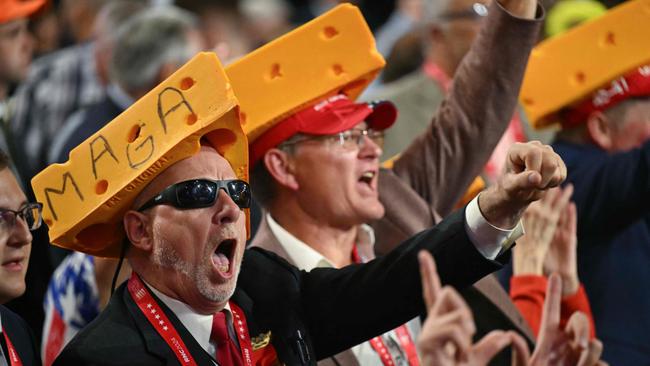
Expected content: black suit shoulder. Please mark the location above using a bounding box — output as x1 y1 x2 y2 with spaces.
53 285 161 366
0 305 41 366
239 208 506 361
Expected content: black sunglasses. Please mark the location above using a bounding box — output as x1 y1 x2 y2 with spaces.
137 179 251 212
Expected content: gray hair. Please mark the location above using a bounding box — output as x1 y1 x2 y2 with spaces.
94 0 148 44
250 133 309 208
110 6 199 93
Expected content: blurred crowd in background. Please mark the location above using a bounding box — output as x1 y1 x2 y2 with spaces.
1 0 648 365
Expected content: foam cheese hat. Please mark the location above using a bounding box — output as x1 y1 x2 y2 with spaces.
520 0 650 129
225 4 386 153
31 52 248 258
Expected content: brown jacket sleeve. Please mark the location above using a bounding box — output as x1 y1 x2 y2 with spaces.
391 1 543 217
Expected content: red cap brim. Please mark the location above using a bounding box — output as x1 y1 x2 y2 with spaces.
250 97 397 165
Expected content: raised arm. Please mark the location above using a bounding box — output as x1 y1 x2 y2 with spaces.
390 0 543 217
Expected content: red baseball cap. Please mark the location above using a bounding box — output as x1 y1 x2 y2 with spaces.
562 64 650 128
250 94 397 165
0 0 47 24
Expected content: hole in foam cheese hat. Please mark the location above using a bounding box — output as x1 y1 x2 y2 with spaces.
520 0 650 129
30 52 249 258
224 4 386 153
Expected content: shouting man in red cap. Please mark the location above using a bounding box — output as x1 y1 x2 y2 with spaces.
247 0 547 363
243 2 552 365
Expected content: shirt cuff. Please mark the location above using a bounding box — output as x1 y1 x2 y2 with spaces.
464 194 524 260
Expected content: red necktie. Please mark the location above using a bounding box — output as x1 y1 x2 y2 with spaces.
211 311 244 366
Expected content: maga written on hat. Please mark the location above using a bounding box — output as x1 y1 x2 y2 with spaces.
31 52 248 258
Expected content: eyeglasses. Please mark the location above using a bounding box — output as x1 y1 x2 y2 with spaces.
137 179 251 212
280 128 385 150
0 203 43 232
439 3 488 21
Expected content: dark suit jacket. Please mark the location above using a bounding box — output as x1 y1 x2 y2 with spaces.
0 305 41 366
553 140 650 366
251 217 399 366
54 209 507 365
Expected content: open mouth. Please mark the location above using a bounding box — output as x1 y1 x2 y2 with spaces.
212 239 236 277
359 170 376 186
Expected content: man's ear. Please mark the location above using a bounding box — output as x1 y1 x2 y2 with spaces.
586 111 614 151
123 211 153 251
263 148 300 191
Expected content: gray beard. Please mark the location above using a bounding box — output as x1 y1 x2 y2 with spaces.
152 227 238 304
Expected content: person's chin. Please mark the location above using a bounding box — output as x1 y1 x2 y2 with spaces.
0 283 26 303
359 203 385 222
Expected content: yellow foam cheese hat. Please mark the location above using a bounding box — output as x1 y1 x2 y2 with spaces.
225 3 385 142
31 52 248 258
520 0 650 128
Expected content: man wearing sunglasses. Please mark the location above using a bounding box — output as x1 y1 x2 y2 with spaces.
0 148 43 366
53 137 565 366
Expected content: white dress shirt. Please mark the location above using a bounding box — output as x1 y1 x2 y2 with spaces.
266 215 421 365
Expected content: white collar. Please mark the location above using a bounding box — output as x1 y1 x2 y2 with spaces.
265 213 376 270
144 279 231 356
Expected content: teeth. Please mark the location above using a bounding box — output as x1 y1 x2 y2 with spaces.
362 171 375 179
213 252 230 273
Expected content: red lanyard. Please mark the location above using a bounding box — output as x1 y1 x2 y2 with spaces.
229 302 254 366
423 61 452 92
395 326 419 366
128 274 198 365
127 273 255 366
366 319 419 366
2 330 23 366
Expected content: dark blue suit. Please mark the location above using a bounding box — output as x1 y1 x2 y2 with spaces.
553 140 650 365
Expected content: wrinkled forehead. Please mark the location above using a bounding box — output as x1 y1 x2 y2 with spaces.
133 146 235 208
